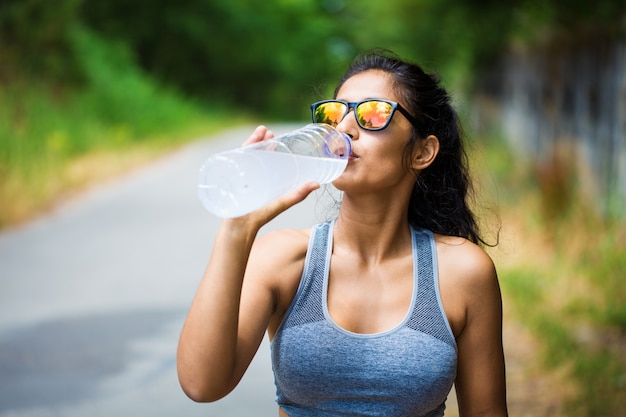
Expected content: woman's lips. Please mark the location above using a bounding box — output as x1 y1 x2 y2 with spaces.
348 153 359 161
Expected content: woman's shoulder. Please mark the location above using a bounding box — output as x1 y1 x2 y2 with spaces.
254 227 312 256
433 233 497 290
433 233 501 337
248 227 313 279
249 227 314 334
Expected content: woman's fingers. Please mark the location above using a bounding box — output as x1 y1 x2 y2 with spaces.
262 182 321 222
230 182 320 228
230 125 315 225
242 125 275 146
271 181 320 213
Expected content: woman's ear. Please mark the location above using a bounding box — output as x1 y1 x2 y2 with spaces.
411 135 440 171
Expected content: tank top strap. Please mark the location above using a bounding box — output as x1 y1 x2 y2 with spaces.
279 221 333 331
406 227 456 348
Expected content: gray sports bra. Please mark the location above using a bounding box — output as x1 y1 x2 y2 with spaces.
271 221 457 417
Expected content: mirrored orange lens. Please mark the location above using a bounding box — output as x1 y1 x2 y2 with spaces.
356 101 393 129
314 102 347 126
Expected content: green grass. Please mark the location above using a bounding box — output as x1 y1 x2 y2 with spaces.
502 263 626 415
0 81 225 227
0 26 252 228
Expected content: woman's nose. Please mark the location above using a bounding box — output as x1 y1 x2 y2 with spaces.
336 109 358 139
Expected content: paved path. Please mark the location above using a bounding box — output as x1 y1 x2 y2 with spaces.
0 124 337 416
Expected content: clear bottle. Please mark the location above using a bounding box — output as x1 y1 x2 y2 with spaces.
197 123 351 218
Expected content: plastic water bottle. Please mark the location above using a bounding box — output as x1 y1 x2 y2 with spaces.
197 123 352 218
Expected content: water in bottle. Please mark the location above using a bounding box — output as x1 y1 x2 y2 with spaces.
197 124 351 218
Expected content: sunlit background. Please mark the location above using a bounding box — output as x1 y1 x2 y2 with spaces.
1 0 625 415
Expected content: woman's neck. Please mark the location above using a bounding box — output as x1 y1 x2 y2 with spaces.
333 194 414 264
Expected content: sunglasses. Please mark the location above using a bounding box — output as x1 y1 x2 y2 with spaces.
311 99 418 131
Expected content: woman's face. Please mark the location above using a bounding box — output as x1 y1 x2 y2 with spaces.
332 70 416 193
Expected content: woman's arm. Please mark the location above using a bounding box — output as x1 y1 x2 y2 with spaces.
453 246 508 417
177 218 267 402
176 126 319 402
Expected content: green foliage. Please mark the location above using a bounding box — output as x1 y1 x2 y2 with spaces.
502 262 626 416
574 230 626 329
4 0 623 118
68 25 202 138
79 0 349 119
340 0 520 89
0 22 231 227
502 256 626 415
512 0 626 42
0 0 83 81
0 24 204 161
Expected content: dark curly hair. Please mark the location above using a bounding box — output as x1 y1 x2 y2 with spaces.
335 49 493 246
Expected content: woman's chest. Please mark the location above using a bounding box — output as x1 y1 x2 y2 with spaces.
326 257 415 334
272 324 457 415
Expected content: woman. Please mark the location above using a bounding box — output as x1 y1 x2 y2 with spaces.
177 50 508 417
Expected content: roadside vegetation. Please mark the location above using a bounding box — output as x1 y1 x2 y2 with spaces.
480 136 626 416
0 25 251 227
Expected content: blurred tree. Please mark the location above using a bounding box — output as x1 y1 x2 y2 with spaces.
2 0 624 118
338 0 524 88
0 0 83 82
80 0 349 118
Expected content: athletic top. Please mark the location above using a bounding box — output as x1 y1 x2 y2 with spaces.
270 221 457 417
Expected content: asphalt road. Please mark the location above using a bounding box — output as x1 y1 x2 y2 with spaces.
0 124 339 417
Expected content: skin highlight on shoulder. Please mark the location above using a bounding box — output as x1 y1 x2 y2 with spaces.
434 233 499 338
252 228 311 261
248 228 312 338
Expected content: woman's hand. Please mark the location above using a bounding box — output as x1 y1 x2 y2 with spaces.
242 125 275 146
227 125 321 232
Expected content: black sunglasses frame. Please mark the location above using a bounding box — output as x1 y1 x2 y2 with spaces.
310 99 419 131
